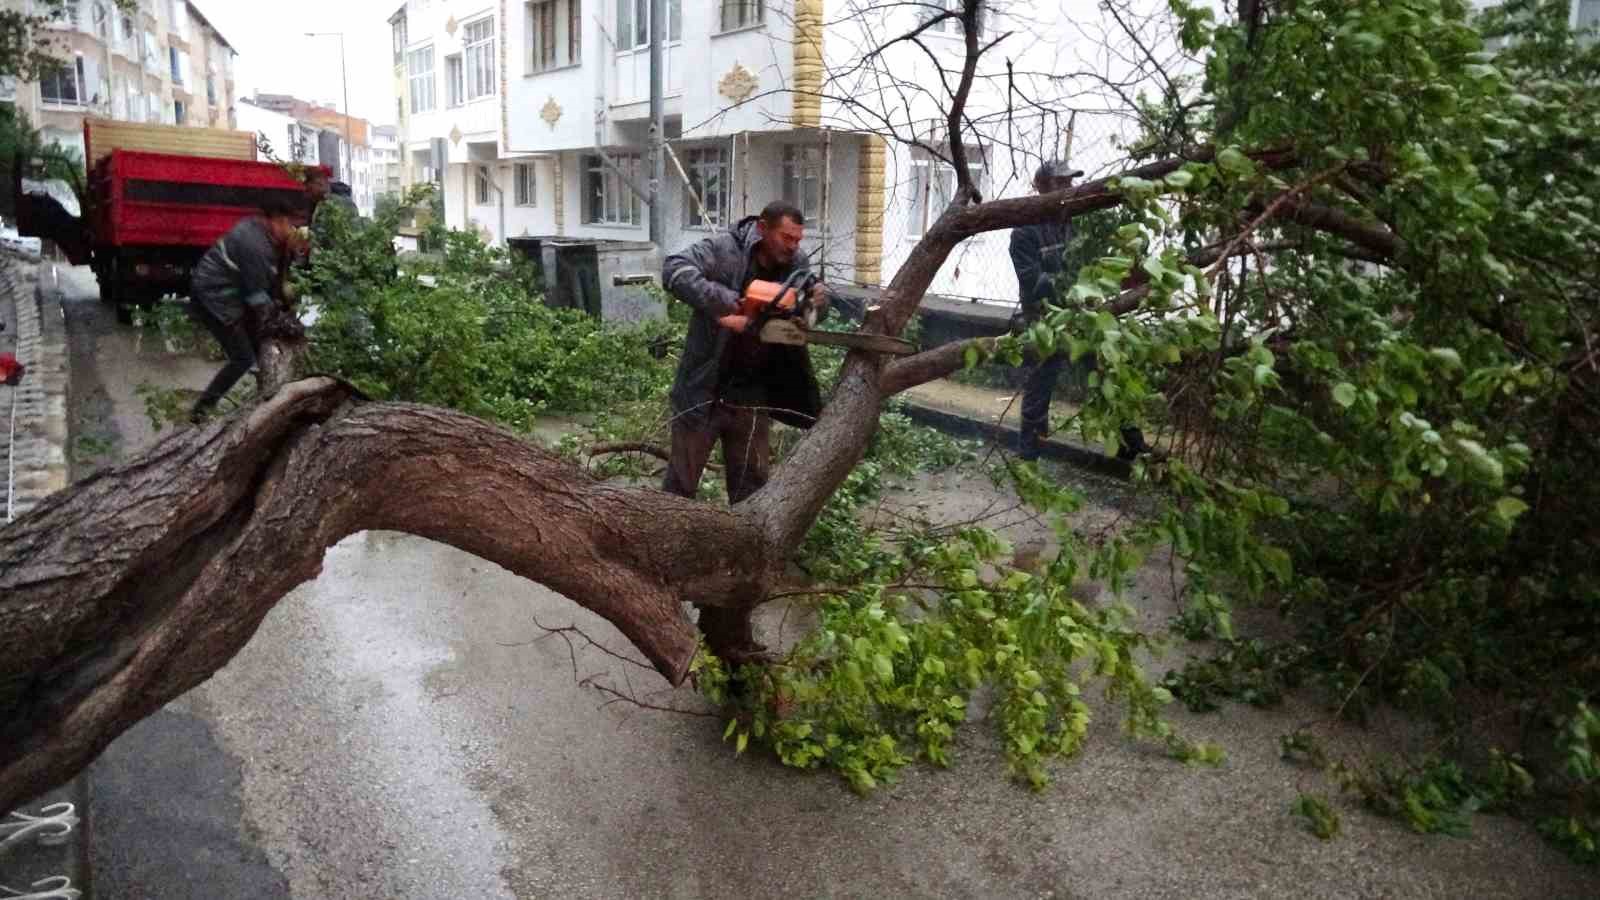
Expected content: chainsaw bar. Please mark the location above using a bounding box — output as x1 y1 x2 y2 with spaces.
759 319 916 356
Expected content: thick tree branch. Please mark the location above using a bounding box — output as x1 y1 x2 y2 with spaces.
0 381 776 813
1275 198 1404 261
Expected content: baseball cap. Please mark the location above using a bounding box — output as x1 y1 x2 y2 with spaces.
1035 160 1085 181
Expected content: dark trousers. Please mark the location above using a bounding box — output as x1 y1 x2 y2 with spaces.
190 300 257 417
662 402 772 504
1018 351 1148 460
663 402 773 652
1019 351 1065 459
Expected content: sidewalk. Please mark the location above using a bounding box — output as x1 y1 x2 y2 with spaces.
898 376 1136 478
1 254 88 898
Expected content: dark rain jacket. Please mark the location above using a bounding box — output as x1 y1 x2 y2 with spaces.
661 217 822 430
1009 218 1075 323
190 217 280 326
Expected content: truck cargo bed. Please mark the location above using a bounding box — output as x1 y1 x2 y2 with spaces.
90 150 313 250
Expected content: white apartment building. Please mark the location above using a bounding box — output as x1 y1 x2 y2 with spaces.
352 142 375 216
3 0 238 163
389 1 1584 301
389 0 1111 300
245 92 379 217
372 124 403 200
235 99 301 164
1472 0 1599 47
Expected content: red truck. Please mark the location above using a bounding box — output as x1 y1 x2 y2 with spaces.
16 118 324 322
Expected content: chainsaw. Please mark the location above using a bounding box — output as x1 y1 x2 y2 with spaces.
717 270 916 357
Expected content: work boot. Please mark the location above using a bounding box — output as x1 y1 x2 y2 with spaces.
189 396 217 426
1116 426 1152 461
1018 426 1045 462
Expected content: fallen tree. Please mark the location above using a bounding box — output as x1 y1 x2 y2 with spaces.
3 0 1597 854
0 147 1251 811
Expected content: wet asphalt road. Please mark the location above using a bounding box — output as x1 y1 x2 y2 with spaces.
56 266 1599 899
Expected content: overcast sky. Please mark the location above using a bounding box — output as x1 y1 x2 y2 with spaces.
201 0 400 127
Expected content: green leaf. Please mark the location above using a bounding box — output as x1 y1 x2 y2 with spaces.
873 653 895 682
1216 147 1256 178
1429 347 1463 369
1348 31 1384 53
724 718 738 740
963 344 979 370
735 731 749 755
1164 169 1195 190
1260 546 1293 584
1332 383 1358 408
1494 496 1529 523
1456 439 1504 485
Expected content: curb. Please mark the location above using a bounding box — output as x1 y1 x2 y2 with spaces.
1 253 90 899
2 257 70 514
897 398 1135 479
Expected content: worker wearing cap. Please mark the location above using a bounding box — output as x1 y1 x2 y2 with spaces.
306 169 360 248
1009 160 1152 461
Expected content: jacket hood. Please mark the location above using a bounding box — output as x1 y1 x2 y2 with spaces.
731 216 763 252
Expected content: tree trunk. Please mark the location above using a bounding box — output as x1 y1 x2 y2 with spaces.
0 378 772 814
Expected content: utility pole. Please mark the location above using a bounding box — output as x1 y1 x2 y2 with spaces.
305 31 353 182
647 0 665 245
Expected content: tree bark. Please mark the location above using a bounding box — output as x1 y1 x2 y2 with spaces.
0 378 773 814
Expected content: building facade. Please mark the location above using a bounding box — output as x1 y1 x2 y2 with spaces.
1473 0 1599 47
382 0 1155 302
4 0 238 164
372 124 403 201
385 1 1596 303
247 93 376 217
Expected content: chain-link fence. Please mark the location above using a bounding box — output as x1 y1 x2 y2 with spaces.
873 109 1133 307
677 110 1136 309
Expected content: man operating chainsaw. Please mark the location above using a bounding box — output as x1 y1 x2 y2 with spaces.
661 200 827 501
661 200 827 654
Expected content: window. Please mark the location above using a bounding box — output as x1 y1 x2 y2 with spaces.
463 17 495 100
167 0 187 40
445 54 464 106
170 46 182 84
515 163 536 206
1580 0 1600 45
143 31 160 74
40 59 86 106
924 0 985 38
909 148 983 236
120 14 135 48
683 147 730 228
583 154 642 225
51 3 80 29
206 74 215 105
93 3 110 39
174 99 186 124
527 0 581 72
392 17 408 64
408 46 435 112
720 0 762 32
781 145 823 220
475 166 491 205
146 92 160 123
616 0 680 50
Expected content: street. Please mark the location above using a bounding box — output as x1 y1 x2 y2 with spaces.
54 265 1596 899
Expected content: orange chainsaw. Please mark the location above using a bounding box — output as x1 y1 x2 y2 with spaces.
716 270 916 356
